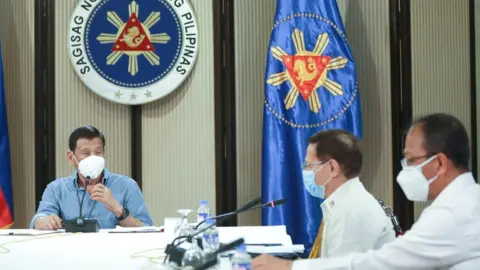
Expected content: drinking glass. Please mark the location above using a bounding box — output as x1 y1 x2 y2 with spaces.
175 209 194 238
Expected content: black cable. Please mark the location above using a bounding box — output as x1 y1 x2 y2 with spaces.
163 221 217 264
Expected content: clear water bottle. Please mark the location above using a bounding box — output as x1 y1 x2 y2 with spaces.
202 218 220 253
197 200 211 223
230 243 252 270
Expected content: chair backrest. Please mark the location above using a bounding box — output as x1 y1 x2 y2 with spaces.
378 199 403 235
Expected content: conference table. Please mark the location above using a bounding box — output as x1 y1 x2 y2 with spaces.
0 230 232 269
0 226 300 270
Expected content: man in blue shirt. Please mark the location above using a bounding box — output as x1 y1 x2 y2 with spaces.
30 125 153 230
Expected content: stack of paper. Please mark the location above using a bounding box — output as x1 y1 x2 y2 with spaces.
217 226 292 246
247 244 305 254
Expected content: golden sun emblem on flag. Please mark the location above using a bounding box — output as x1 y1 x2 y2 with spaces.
267 29 348 113
96 1 171 76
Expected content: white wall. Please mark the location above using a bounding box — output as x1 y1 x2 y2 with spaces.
141 0 216 223
411 0 471 220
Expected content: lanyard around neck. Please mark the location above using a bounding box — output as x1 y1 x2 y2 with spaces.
76 189 97 219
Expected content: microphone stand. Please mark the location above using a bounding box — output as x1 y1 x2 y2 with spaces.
192 204 268 249
179 238 245 270
193 238 245 270
164 198 287 266
165 205 259 265
64 178 100 233
193 200 286 249
193 198 285 231
78 179 89 224
164 220 218 265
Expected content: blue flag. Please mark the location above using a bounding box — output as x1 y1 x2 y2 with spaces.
261 0 362 255
0 43 13 228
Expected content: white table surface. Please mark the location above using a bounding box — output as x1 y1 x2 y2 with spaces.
0 231 231 270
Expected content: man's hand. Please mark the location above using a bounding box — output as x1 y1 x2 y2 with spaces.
34 214 63 230
90 184 122 216
252 254 293 270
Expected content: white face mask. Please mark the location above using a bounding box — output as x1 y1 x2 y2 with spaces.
74 155 105 180
396 155 438 202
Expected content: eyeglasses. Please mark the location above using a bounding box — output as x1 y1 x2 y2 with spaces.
401 154 436 168
302 161 327 170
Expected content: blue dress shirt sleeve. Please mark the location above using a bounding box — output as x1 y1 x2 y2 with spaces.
29 183 60 229
124 179 153 226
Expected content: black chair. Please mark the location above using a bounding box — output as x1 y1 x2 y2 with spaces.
378 200 403 235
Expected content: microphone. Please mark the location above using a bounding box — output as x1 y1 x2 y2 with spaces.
165 198 287 266
234 198 287 213
194 197 262 230
78 179 90 223
194 198 286 246
64 177 100 233
260 198 286 208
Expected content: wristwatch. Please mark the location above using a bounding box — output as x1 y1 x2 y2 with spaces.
115 208 130 221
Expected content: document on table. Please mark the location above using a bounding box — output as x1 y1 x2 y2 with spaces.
106 226 164 233
217 226 293 245
246 244 305 254
220 244 305 257
0 229 64 236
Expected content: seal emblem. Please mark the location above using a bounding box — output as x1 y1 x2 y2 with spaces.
267 28 348 113
264 13 359 128
69 0 199 105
